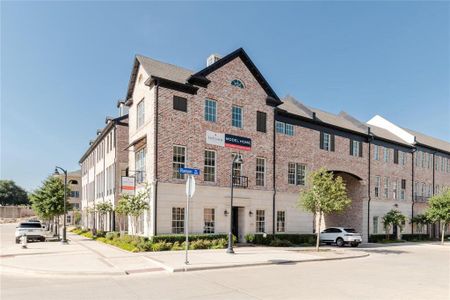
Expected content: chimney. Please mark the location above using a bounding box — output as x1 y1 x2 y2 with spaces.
207 54 221 67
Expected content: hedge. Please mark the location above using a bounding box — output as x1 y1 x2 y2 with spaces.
245 234 316 246
152 234 235 244
369 234 394 243
401 234 430 241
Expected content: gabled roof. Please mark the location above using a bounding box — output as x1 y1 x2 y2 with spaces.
79 114 129 164
126 55 193 100
403 127 450 153
189 48 282 104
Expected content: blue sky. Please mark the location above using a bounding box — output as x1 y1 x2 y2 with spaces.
1 1 449 191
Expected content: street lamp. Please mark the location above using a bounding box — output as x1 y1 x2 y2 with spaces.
54 166 68 244
227 153 243 254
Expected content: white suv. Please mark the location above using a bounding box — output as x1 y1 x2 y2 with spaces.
320 227 362 247
15 222 46 243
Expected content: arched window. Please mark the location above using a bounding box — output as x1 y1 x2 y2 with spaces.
231 79 244 89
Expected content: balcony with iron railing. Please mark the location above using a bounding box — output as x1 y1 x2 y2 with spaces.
232 176 248 188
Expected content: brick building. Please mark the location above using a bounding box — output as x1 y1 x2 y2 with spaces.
106 48 449 241
79 103 129 232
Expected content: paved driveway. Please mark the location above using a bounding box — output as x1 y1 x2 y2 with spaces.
1 223 449 300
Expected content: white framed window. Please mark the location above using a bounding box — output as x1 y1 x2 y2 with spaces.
275 121 285 134
375 176 381 197
400 179 406 200
323 133 331 151
232 105 243 128
285 124 294 136
172 146 186 179
204 99 217 122
393 180 398 200
136 99 145 128
276 211 286 233
231 79 244 88
135 147 146 184
256 157 266 187
256 210 265 233
204 150 216 182
351 140 360 157
203 208 215 233
383 147 389 163
288 163 306 185
171 207 185 234
373 216 379 234
374 145 379 161
384 177 389 198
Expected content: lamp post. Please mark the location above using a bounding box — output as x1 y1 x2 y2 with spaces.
54 166 68 244
227 153 243 254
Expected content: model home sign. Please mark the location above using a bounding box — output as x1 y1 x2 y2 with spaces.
206 130 252 151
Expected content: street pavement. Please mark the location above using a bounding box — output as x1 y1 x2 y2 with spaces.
1 223 449 300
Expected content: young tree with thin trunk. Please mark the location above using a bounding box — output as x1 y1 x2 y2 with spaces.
299 168 351 251
96 201 113 231
382 209 407 240
426 189 450 244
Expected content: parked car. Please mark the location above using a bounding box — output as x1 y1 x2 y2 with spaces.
15 222 46 243
320 227 362 247
27 219 46 230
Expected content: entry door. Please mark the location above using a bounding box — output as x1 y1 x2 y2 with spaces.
393 225 398 239
232 207 239 239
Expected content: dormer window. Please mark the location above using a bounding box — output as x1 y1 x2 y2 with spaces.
231 79 244 89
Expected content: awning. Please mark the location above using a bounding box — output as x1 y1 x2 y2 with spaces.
125 135 147 150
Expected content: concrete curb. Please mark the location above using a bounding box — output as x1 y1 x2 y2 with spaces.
0 264 127 277
144 251 370 273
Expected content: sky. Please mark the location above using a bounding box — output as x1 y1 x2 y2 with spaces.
1 1 449 192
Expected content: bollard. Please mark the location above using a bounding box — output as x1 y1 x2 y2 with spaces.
21 233 27 249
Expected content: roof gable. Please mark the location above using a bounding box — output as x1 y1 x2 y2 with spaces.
188 48 282 105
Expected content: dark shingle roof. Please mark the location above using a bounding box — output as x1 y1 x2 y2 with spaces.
403 128 450 153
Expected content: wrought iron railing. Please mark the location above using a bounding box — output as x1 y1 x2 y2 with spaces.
232 176 248 188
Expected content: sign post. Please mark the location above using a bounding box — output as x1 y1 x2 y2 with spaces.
180 168 199 265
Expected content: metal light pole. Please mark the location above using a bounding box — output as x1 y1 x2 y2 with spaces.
227 154 243 254
54 166 68 244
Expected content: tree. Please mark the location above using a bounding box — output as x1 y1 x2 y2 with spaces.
299 168 351 251
29 176 71 228
96 201 113 231
410 214 430 234
115 198 129 234
382 210 407 240
0 180 29 206
73 210 82 225
426 189 450 244
118 184 151 235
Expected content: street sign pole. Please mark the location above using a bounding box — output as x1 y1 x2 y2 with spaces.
185 178 189 265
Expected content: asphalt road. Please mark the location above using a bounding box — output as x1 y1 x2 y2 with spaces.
1 223 449 300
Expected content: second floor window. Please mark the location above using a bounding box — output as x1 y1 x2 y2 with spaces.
392 180 398 200
275 121 294 136
384 177 389 198
288 163 306 186
320 132 334 152
383 147 389 163
137 99 145 128
350 140 362 157
204 150 216 182
172 146 186 179
375 176 380 197
374 145 379 160
232 105 243 128
256 157 265 186
400 179 406 200
256 111 267 133
204 99 217 122
135 147 146 183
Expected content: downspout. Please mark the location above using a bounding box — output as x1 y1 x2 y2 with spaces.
112 127 117 231
272 109 276 235
432 152 436 237
153 81 159 236
103 136 106 231
367 128 372 242
411 153 414 234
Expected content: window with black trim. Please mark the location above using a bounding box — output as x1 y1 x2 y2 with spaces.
173 96 187 112
320 132 335 152
256 111 266 133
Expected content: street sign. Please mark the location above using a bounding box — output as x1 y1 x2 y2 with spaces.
186 175 196 198
179 168 200 175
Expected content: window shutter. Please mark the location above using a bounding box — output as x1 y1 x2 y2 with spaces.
394 149 399 164
359 142 363 157
330 134 335 152
173 96 187 112
320 132 324 149
257 111 267 133
350 140 354 156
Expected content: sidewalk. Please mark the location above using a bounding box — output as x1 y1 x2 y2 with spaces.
0 229 368 276
0 232 164 276
143 246 369 272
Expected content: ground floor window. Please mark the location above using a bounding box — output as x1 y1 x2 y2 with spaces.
256 210 265 233
373 216 379 234
203 208 215 233
171 207 185 234
276 211 285 232
66 215 72 224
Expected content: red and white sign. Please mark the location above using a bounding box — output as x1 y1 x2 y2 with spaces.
121 177 135 195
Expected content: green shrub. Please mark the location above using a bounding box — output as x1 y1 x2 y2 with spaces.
136 240 153 251
369 234 394 243
269 239 293 247
96 230 106 238
171 241 184 251
211 238 227 249
401 234 430 241
152 234 235 244
82 231 94 239
190 239 212 250
105 232 120 240
151 241 173 251
246 234 316 246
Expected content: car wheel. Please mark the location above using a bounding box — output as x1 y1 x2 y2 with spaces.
351 242 359 247
40 237 46 242
336 238 345 247
15 238 20 244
